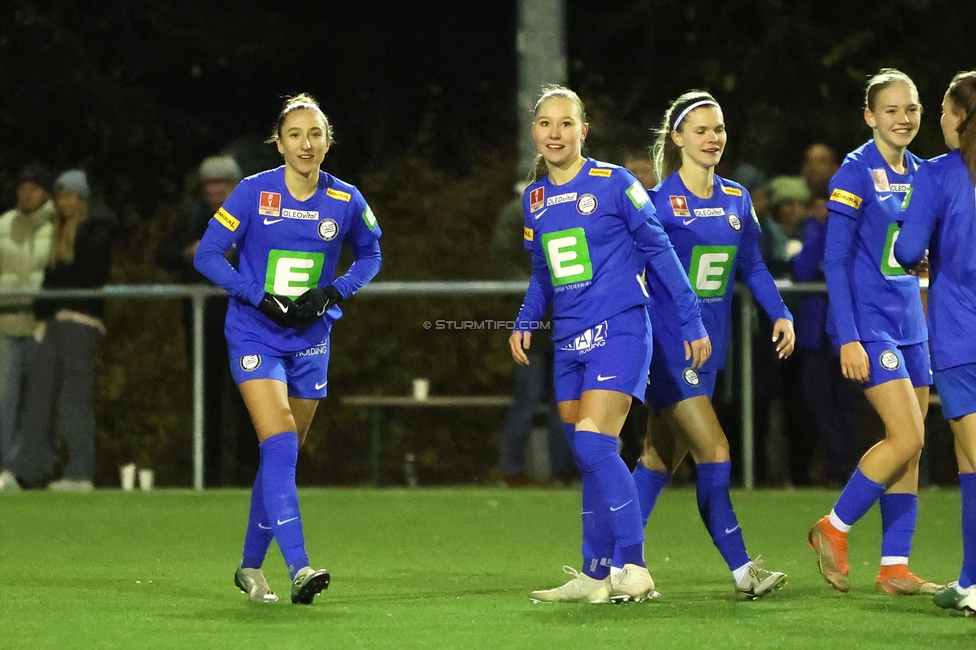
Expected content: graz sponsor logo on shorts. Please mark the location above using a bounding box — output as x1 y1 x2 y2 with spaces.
318 218 339 241
240 355 261 372
561 321 608 355
576 193 598 215
879 350 900 371
295 342 328 357
727 213 742 231
682 367 700 386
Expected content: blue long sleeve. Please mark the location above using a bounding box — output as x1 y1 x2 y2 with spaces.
632 220 706 342
894 204 936 270
792 218 826 282
331 239 382 299
823 210 860 344
514 248 553 331
193 224 265 307
739 214 792 323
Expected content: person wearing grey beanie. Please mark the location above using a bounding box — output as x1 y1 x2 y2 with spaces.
53 169 90 200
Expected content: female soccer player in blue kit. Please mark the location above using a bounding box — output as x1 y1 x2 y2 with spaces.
509 85 711 604
808 69 941 595
621 91 792 599
895 70 976 614
194 94 382 605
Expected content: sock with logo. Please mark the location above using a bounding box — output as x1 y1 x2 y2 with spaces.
960 473 976 588
879 492 917 567
696 461 749 571
574 430 645 567
833 468 886 529
564 423 612 580
241 468 274 569
260 432 309 579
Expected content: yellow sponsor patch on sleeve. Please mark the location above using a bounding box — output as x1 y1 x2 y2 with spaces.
326 187 352 202
830 188 863 209
722 186 743 196
214 207 240 232
523 226 534 241
588 168 613 177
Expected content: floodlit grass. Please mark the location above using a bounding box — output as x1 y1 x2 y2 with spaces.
1 487 973 648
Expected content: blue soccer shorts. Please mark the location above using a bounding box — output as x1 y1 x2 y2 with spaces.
230 336 331 399
861 340 932 390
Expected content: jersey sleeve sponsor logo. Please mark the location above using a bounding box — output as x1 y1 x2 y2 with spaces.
259 191 281 216
588 168 613 177
880 223 908 276
529 187 545 212
576 193 598 215
326 187 352 202
669 195 690 217
318 218 339 241
546 192 577 206
721 186 743 196
281 208 319 221
362 205 378 231
693 207 725 217
542 227 593 287
727 213 742 231
523 226 534 241
265 249 325 297
214 207 240 232
871 169 891 192
688 245 738 298
829 188 862 209
626 181 650 210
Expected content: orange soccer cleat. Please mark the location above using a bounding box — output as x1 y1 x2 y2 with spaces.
875 565 944 595
808 516 850 592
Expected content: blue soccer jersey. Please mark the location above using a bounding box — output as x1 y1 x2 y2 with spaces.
895 150 976 371
646 173 791 372
196 166 382 357
516 159 703 344
824 140 926 348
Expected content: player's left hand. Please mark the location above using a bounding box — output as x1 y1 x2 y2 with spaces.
772 318 795 359
684 335 711 370
295 286 342 328
905 254 929 277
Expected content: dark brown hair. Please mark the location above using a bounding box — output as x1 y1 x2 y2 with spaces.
266 93 334 146
946 71 976 182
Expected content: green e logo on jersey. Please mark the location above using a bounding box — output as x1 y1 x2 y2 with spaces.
542 228 593 286
880 223 908 276
688 245 737 297
265 249 325 297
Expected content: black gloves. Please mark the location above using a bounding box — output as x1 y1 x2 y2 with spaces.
257 292 301 328
295 286 342 326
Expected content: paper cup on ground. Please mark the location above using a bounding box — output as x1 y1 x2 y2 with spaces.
412 378 430 400
120 463 136 491
138 469 154 491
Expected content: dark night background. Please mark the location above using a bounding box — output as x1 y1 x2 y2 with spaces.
0 0 971 486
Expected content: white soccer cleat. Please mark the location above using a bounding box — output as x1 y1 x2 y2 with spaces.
735 558 787 600
235 567 279 603
609 563 657 603
0 469 20 492
529 566 610 604
48 479 94 493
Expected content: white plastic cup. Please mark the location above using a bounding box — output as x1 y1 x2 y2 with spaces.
120 463 136 492
138 469 154 492
412 378 430 401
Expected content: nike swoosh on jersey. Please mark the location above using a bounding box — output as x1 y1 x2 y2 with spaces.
878 194 893 201
596 374 617 381
534 208 548 220
682 218 697 225
264 218 284 225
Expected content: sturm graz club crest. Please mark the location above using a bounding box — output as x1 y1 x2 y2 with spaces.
240 355 261 372
576 193 598 215
879 350 900 371
727 213 742 231
682 367 700 386
318 218 339 241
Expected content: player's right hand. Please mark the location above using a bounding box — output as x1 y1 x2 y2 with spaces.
839 341 870 383
684 335 711 370
257 292 301 329
509 330 532 366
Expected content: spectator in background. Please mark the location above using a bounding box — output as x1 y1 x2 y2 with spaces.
622 150 659 191
157 155 256 487
792 147 861 485
15 170 117 492
762 176 809 278
0 164 56 491
490 181 575 487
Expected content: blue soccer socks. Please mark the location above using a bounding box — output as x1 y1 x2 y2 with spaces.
879 492 917 565
633 460 670 528
241 468 274 569
832 468 886 530
960 472 976 588
696 461 749 571
259 432 309 579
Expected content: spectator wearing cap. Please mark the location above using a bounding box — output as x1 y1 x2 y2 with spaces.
156 154 254 486
15 169 117 492
762 176 810 279
0 164 57 491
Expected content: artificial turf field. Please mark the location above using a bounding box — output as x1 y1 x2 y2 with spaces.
1 487 973 649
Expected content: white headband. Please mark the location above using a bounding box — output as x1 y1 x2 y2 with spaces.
672 100 719 129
